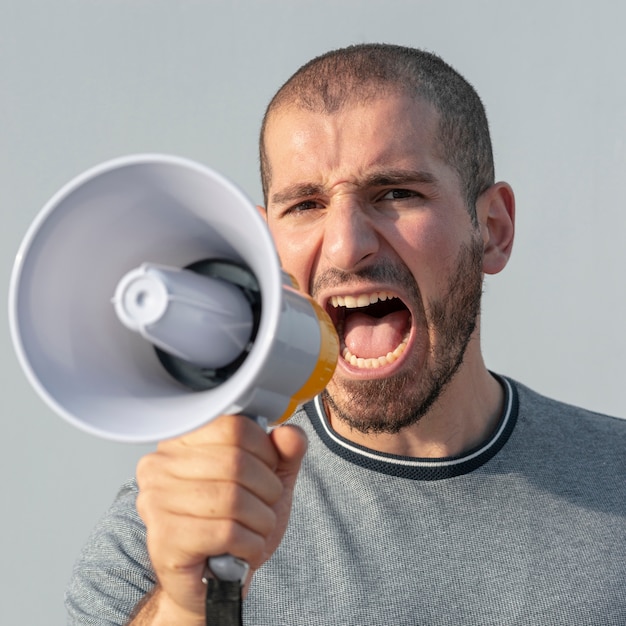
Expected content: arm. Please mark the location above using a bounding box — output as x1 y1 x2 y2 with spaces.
126 585 203 626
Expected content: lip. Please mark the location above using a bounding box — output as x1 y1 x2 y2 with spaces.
321 286 417 379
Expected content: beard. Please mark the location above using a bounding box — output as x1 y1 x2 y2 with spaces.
317 235 485 435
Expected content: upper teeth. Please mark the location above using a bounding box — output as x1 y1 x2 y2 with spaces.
330 291 396 308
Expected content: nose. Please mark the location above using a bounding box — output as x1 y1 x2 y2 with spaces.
322 196 380 272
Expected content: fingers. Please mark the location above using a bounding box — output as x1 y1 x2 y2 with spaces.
145 512 269 577
142 476 279 538
139 440 283 509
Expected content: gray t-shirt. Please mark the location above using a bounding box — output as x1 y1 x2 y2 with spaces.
66 377 626 625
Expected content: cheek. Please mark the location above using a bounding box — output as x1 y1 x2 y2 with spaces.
393 211 454 249
391 217 465 290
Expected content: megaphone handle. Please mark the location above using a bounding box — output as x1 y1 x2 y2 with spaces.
204 555 248 626
203 415 268 625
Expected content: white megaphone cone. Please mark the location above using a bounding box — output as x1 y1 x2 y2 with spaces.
8 154 339 443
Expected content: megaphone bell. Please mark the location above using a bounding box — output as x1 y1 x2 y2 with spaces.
9 154 339 443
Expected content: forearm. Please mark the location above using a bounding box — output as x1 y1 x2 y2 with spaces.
127 585 205 626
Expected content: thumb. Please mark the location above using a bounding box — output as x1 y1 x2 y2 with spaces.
270 424 308 490
244 424 307 579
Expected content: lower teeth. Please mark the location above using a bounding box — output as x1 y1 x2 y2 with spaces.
341 336 408 369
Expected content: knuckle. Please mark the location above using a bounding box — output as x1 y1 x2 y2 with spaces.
136 451 166 487
135 489 156 523
135 454 153 484
218 522 264 562
259 508 278 538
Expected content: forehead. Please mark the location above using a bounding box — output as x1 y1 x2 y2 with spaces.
263 95 446 190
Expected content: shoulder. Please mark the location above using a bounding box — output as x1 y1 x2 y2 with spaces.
512 377 626 436
504 377 626 489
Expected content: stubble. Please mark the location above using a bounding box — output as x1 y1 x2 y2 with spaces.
320 236 485 435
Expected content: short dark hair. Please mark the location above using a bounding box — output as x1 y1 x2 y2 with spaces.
259 43 494 223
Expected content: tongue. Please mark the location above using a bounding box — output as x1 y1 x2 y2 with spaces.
344 310 410 358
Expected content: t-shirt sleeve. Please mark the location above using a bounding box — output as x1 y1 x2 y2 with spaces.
65 479 156 625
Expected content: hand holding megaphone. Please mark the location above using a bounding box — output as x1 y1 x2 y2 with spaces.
136 411 308 621
8 154 339 622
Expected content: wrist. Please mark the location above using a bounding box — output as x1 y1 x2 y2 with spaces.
129 585 206 626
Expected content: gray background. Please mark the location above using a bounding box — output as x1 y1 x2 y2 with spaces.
2 1 624 623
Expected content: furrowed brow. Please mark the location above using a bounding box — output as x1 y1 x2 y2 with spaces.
269 170 437 206
270 183 326 206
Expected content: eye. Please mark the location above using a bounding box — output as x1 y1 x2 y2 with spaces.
281 199 325 217
380 188 421 200
293 200 321 211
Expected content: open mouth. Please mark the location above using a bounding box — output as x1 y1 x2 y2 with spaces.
327 291 412 369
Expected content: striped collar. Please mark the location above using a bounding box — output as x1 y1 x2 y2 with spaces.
304 375 518 480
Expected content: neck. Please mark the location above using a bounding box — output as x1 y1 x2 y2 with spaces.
325 365 504 459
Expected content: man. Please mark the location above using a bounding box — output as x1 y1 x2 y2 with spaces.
66 44 626 625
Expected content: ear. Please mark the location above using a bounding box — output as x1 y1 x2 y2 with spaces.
257 204 268 223
476 182 515 275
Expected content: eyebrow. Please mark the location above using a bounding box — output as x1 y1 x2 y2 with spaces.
270 184 326 207
269 169 438 206
362 169 438 188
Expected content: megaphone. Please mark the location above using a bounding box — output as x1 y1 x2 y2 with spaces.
8 154 339 443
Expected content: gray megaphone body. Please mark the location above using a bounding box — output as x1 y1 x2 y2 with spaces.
8 153 339 443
